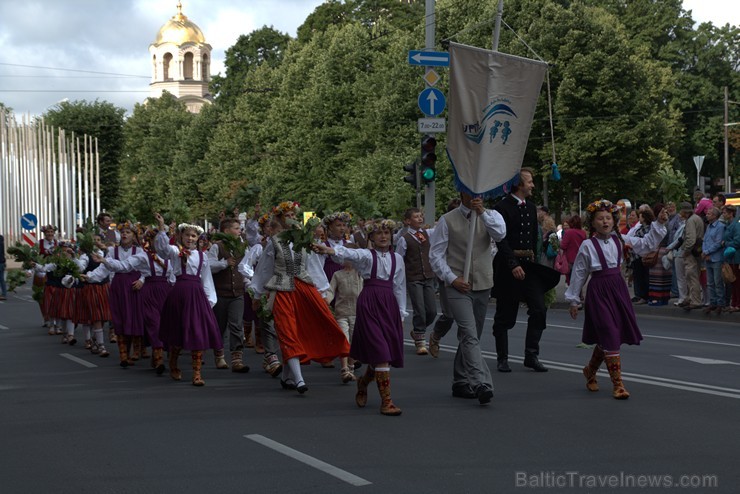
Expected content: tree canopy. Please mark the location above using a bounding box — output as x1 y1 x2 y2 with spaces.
110 0 739 222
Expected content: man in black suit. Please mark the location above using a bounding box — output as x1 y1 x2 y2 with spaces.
491 167 560 372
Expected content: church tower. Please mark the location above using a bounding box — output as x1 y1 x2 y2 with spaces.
149 2 212 113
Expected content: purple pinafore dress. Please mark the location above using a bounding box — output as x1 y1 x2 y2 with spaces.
109 246 144 337
159 251 222 351
582 236 643 352
323 239 345 282
350 250 404 368
140 255 171 348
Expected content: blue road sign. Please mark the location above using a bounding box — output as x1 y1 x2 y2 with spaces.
418 88 446 117
21 213 38 230
408 50 450 67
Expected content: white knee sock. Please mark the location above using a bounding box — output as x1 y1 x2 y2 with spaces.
65 319 75 336
93 328 105 346
287 357 304 386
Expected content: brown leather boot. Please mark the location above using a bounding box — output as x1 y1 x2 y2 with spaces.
604 354 630 400
583 345 605 392
169 347 182 381
129 336 141 361
192 350 205 386
355 367 375 408
152 347 165 375
375 370 402 416
117 335 131 368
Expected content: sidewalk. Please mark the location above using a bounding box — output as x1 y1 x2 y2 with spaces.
550 276 738 321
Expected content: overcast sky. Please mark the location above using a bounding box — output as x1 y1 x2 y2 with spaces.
0 0 735 117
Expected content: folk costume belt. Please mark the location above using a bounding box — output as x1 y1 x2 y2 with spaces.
513 249 535 259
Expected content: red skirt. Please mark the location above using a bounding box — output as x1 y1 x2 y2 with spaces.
272 279 349 363
46 286 76 320
75 283 112 324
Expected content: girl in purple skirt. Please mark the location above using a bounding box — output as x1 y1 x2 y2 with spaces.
565 200 668 399
313 219 407 416
93 228 174 374
86 221 144 368
154 213 221 387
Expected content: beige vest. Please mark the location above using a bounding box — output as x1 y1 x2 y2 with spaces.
444 209 493 291
265 238 314 292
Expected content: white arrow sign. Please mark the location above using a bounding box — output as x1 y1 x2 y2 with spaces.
427 90 437 115
408 50 450 67
673 355 740 366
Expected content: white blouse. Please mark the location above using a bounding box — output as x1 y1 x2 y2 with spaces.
623 221 667 257
331 246 407 320
250 239 329 296
103 250 175 284
154 231 217 307
564 236 625 306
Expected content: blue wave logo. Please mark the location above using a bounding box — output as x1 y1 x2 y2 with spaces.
483 103 517 122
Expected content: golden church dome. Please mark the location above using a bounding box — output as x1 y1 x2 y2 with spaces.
153 2 206 46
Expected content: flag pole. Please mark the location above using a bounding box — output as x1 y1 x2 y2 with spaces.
464 0 503 283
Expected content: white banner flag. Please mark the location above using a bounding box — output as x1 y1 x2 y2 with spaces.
447 42 547 197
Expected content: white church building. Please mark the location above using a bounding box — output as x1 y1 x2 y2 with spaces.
149 2 212 113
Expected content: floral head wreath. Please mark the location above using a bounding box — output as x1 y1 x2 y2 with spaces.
365 219 398 235
586 199 620 214
272 201 301 216
141 227 159 245
41 224 58 233
323 211 352 227
56 240 77 253
585 199 620 230
258 213 272 228
178 223 205 236
116 220 138 233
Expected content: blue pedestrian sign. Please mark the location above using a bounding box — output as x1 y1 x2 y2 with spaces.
408 50 450 67
21 213 38 230
418 88 446 117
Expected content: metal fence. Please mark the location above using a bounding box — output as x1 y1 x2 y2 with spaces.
0 108 100 246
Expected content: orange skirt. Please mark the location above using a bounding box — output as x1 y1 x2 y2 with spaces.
272 279 349 363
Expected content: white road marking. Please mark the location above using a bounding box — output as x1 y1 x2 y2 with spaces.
60 353 97 368
642 334 740 348
0 324 9 330
672 355 740 366
405 341 740 400
245 434 372 487
479 318 740 348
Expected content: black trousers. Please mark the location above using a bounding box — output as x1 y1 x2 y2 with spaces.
491 274 548 359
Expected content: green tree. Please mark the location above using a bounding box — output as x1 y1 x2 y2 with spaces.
42 100 126 210
118 92 193 223
210 26 291 107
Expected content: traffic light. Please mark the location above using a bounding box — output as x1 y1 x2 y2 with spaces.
420 134 437 183
403 161 418 189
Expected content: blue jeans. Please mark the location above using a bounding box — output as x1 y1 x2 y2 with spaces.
0 262 7 297
705 260 725 307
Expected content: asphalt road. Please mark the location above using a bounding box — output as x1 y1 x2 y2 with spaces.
1 284 738 494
